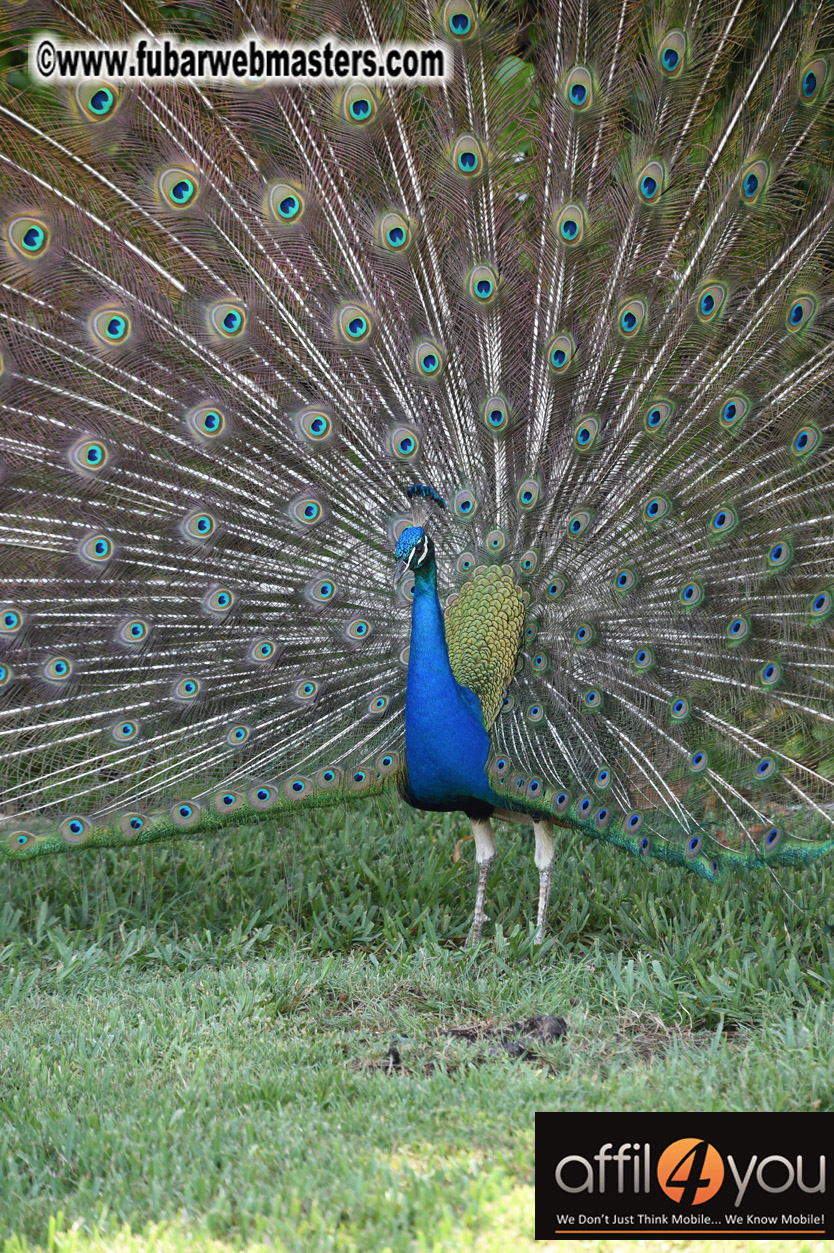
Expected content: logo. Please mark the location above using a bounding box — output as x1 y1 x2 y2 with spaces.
535 1114 828 1240
657 1139 724 1205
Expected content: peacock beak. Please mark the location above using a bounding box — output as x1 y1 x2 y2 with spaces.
393 548 416 586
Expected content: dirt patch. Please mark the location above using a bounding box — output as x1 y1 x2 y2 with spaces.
360 1012 567 1076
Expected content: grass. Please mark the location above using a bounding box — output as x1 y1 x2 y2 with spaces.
2 799 833 1251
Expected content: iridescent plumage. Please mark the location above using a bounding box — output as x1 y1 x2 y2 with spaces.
1 0 833 945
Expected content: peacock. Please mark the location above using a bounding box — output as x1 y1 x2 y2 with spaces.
1 0 833 948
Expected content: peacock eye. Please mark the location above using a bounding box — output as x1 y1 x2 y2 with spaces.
617 297 647 337
554 203 587 246
658 29 686 77
547 332 575 375
452 134 484 178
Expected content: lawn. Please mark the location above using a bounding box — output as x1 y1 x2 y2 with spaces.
2 800 832 1251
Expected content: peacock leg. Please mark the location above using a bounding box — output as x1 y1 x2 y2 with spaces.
464 817 496 947
533 820 556 943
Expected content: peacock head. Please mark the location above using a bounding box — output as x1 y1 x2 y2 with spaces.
393 526 434 583
393 484 446 584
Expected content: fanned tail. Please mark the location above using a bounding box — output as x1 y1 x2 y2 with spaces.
0 0 833 884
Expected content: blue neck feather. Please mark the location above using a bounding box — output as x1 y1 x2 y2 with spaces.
403 552 497 816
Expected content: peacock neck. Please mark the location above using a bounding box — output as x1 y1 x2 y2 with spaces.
403 555 497 817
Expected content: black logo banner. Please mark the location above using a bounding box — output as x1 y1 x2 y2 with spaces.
535 1113 826 1240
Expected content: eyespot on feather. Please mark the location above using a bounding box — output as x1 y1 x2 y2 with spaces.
413 339 445 379
203 586 235 615
808 589 833 623
157 166 200 211
617 297 647 338
552 789 571 815
467 264 499 306
173 677 200 701
391 426 421 460
440 0 478 39
120 813 148 838
0 604 25 636
117 618 150 647
790 423 822 459
293 679 319 701
90 307 132 347
376 209 414 253
678 579 705 610
288 492 325 528
516 478 539 510
213 790 244 814
739 159 769 204
451 134 485 178
78 532 115 565
688 749 708 775
765 537 794 572
695 281 729 324
74 80 120 121
613 566 638 596
643 399 674 436
42 655 73 682
635 160 665 204
517 549 538 577
657 29 686 77
5 215 51 261
563 65 594 111
547 332 575 375
566 508 592 539
799 57 828 104
573 414 601 453
708 504 739 539
249 785 278 810
482 394 510 433
181 509 218 543
336 302 374 345
574 621 596 648
346 618 372 642
338 83 380 126
594 766 613 791
208 301 246 339
186 405 227 442
786 294 817 333
59 816 89 845
306 575 338 606
266 181 306 225
295 406 336 446
453 489 478 519
717 394 751 431
759 660 783 689
642 494 672 524
725 614 751 646
69 437 110 475
171 801 201 828
553 203 587 246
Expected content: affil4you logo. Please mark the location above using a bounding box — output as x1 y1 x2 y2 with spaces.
555 1138 825 1215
